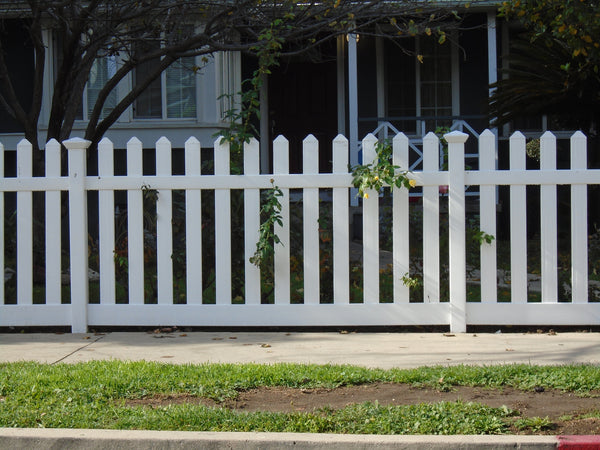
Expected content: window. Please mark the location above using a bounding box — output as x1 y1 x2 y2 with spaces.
385 36 458 135
134 40 197 120
85 55 118 120
418 37 453 131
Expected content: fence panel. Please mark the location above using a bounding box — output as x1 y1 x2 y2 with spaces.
1 130 600 332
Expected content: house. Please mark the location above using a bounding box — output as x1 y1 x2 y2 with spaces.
0 1 558 175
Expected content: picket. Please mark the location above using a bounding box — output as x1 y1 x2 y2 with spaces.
45 139 62 305
0 142 3 304
479 130 497 304
571 132 588 303
362 134 379 304
126 137 145 305
540 131 558 303
184 137 203 304
509 132 528 304
422 132 439 304
393 133 410 303
332 135 350 304
98 138 116 305
214 137 232 305
0 130 599 332
273 135 291 305
243 138 261 305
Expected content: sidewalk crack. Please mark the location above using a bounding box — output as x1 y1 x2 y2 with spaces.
51 334 108 365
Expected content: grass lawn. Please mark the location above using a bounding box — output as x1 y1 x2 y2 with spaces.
1 361 599 434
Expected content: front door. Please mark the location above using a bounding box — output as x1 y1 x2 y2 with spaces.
268 46 338 173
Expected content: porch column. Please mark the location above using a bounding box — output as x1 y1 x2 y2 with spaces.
259 73 270 173
487 11 498 105
348 32 359 205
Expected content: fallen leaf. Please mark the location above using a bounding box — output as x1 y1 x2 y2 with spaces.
443 333 455 337
179 334 187 337
260 343 271 348
505 348 514 352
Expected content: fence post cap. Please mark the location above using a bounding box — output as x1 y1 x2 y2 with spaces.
443 130 469 144
62 137 91 150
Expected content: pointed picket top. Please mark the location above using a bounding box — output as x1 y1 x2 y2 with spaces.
274 134 288 145
422 132 439 171
393 132 408 145
362 133 378 165
509 131 526 170
479 129 496 171
99 137 113 146
46 138 60 147
480 129 495 139
156 136 171 146
510 130 526 141
362 133 377 145
17 138 31 147
333 134 348 145
185 136 200 146
571 130 586 141
214 135 228 148
541 130 555 139
332 134 348 173
127 136 142 146
423 131 438 144
303 134 318 144
540 131 556 170
393 132 409 170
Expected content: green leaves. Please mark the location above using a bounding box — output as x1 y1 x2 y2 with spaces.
351 140 415 200
249 181 284 268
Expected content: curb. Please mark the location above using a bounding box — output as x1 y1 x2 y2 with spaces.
0 428 577 449
558 435 600 449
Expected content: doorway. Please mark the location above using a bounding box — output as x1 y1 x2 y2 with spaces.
267 42 338 173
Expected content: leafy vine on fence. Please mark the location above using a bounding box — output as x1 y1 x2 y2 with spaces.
351 140 416 199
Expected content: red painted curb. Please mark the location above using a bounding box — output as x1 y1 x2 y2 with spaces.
558 435 600 449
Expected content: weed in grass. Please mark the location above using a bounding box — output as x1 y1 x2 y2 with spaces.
513 416 554 432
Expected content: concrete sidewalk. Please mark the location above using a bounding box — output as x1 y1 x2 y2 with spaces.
1 330 599 368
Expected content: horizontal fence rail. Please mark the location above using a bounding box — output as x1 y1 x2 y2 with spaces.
1 130 599 333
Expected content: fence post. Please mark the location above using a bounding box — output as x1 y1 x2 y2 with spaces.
445 131 468 333
63 137 91 333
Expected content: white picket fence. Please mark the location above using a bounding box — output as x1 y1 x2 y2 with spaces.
1 130 599 333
